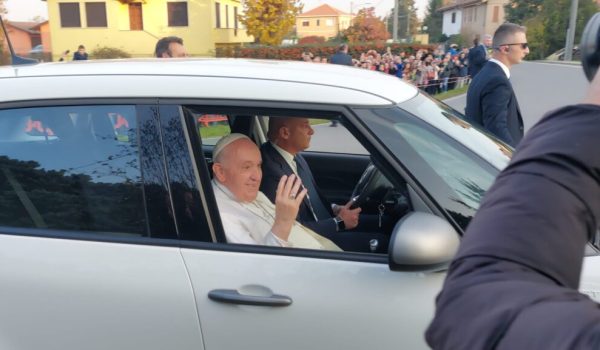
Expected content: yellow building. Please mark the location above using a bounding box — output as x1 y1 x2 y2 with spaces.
296 4 353 40
42 0 253 60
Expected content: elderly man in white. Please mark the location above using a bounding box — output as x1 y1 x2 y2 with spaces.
211 133 340 251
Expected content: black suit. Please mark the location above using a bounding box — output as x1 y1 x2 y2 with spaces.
330 52 353 66
260 142 389 253
467 44 486 78
465 61 524 147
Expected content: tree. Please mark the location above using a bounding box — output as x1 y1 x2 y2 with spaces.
342 7 389 43
386 0 419 40
505 0 598 59
0 0 7 16
239 0 302 46
422 0 443 43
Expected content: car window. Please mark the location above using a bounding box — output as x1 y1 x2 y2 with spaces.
194 113 230 146
305 120 368 155
0 105 148 237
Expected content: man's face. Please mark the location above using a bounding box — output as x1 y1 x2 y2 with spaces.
484 37 492 47
166 42 188 58
214 139 262 202
285 118 314 153
504 32 529 65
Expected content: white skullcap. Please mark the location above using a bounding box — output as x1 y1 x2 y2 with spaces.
212 133 252 162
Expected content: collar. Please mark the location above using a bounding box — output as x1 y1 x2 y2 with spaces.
270 141 297 173
489 58 510 79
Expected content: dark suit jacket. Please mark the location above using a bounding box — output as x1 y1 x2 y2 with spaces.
465 61 524 147
467 44 486 78
260 142 336 234
330 52 353 66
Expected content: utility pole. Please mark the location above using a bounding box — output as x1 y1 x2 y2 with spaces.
393 0 399 42
564 0 579 61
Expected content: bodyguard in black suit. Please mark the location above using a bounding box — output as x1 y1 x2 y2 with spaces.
330 44 353 66
466 38 487 78
465 23 529 147
260 117 389 253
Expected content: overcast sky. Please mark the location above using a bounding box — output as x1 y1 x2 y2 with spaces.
4 0 428 22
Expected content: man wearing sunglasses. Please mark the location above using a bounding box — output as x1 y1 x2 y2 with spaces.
465 22 529 147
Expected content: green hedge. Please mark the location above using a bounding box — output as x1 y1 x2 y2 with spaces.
216 42 436 60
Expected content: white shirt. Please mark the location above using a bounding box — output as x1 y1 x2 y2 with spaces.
212 180 341 251
489 58 510 79
271 141 298 175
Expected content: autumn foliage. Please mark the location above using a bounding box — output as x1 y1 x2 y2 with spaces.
298 36 325 45
239 0 302 46
342 7 390 43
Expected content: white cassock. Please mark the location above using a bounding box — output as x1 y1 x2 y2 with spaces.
212 180 341 251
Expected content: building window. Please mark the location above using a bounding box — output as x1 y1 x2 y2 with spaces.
234 6 238 34
326 19 333 26
167 2 188 27
215 2 221 28
302 20 309 27
129 3 143 30
225 5 229 28
85 2 107 27
316 19 320 26
492 6 500 23
451 12 456 24
59 3 81 28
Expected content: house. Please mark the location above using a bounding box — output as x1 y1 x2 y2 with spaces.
41 0 253 60
2 21 42 55
439 0 509 41
296 4 353 39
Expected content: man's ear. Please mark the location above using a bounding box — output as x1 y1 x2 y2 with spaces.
213 163 226 183
280 126 290 140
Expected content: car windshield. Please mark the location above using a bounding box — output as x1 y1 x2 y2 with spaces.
355 93 512 231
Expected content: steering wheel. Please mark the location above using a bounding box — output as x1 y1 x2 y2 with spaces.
350 163 384 209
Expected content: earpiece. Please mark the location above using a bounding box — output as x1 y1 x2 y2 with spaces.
581 12 600 82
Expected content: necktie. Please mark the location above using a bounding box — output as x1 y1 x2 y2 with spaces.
294 156 330 221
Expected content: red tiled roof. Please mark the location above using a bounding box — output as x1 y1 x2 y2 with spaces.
438 0 483 12
7 21 40 34
298 4 350 17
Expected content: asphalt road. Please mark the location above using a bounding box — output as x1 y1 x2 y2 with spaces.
444 61 589 131
309 61 589 154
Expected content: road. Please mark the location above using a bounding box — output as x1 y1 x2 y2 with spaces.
444 61 589 131
309 61 589 154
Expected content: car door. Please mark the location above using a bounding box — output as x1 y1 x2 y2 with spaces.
0 103 204 350
171 103 447 350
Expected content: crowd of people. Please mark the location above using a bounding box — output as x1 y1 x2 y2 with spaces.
302 42 488 95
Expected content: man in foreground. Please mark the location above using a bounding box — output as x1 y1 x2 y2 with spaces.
212 133 340 251
465 24 528 147
425 68 600 348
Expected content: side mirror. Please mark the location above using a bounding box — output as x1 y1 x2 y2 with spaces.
388 212 460 272
581 12 600 82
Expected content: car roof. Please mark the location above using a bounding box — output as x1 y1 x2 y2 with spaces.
0 58 418 106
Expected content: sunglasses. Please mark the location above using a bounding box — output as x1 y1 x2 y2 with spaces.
502 43 529 49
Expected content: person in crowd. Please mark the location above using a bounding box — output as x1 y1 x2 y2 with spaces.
211 133 341 251
259 117 390 253
330 43 353 66
465 23 529 147
426 57 600 350
467 36 487 78
73 45 88 60
154 36 188 58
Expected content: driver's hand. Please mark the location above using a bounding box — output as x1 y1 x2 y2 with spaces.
337 200 361 230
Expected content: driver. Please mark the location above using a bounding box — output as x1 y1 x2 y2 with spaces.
260 117 389 253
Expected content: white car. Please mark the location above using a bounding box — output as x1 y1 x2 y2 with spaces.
0 59 598 350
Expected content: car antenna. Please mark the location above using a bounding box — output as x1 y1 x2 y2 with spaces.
0 15 38 65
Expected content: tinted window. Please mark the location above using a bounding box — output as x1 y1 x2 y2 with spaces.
59 3 81 28
86 2 108 27
168 2 188 26
0 106 147 236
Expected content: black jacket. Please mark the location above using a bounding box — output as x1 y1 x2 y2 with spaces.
259 142 337 234
330 52 353 66
467 44 486 78
465 61 524 147
426 104 600 349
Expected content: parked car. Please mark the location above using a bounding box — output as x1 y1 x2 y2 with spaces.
546 46 581 61
28 44 44 54
0 59 598 350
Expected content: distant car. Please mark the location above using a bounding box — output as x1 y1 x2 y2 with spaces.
29 44 44 54
0 59 599 350
547 46 581 61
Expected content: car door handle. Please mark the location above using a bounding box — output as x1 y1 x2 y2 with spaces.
208 289 292 307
